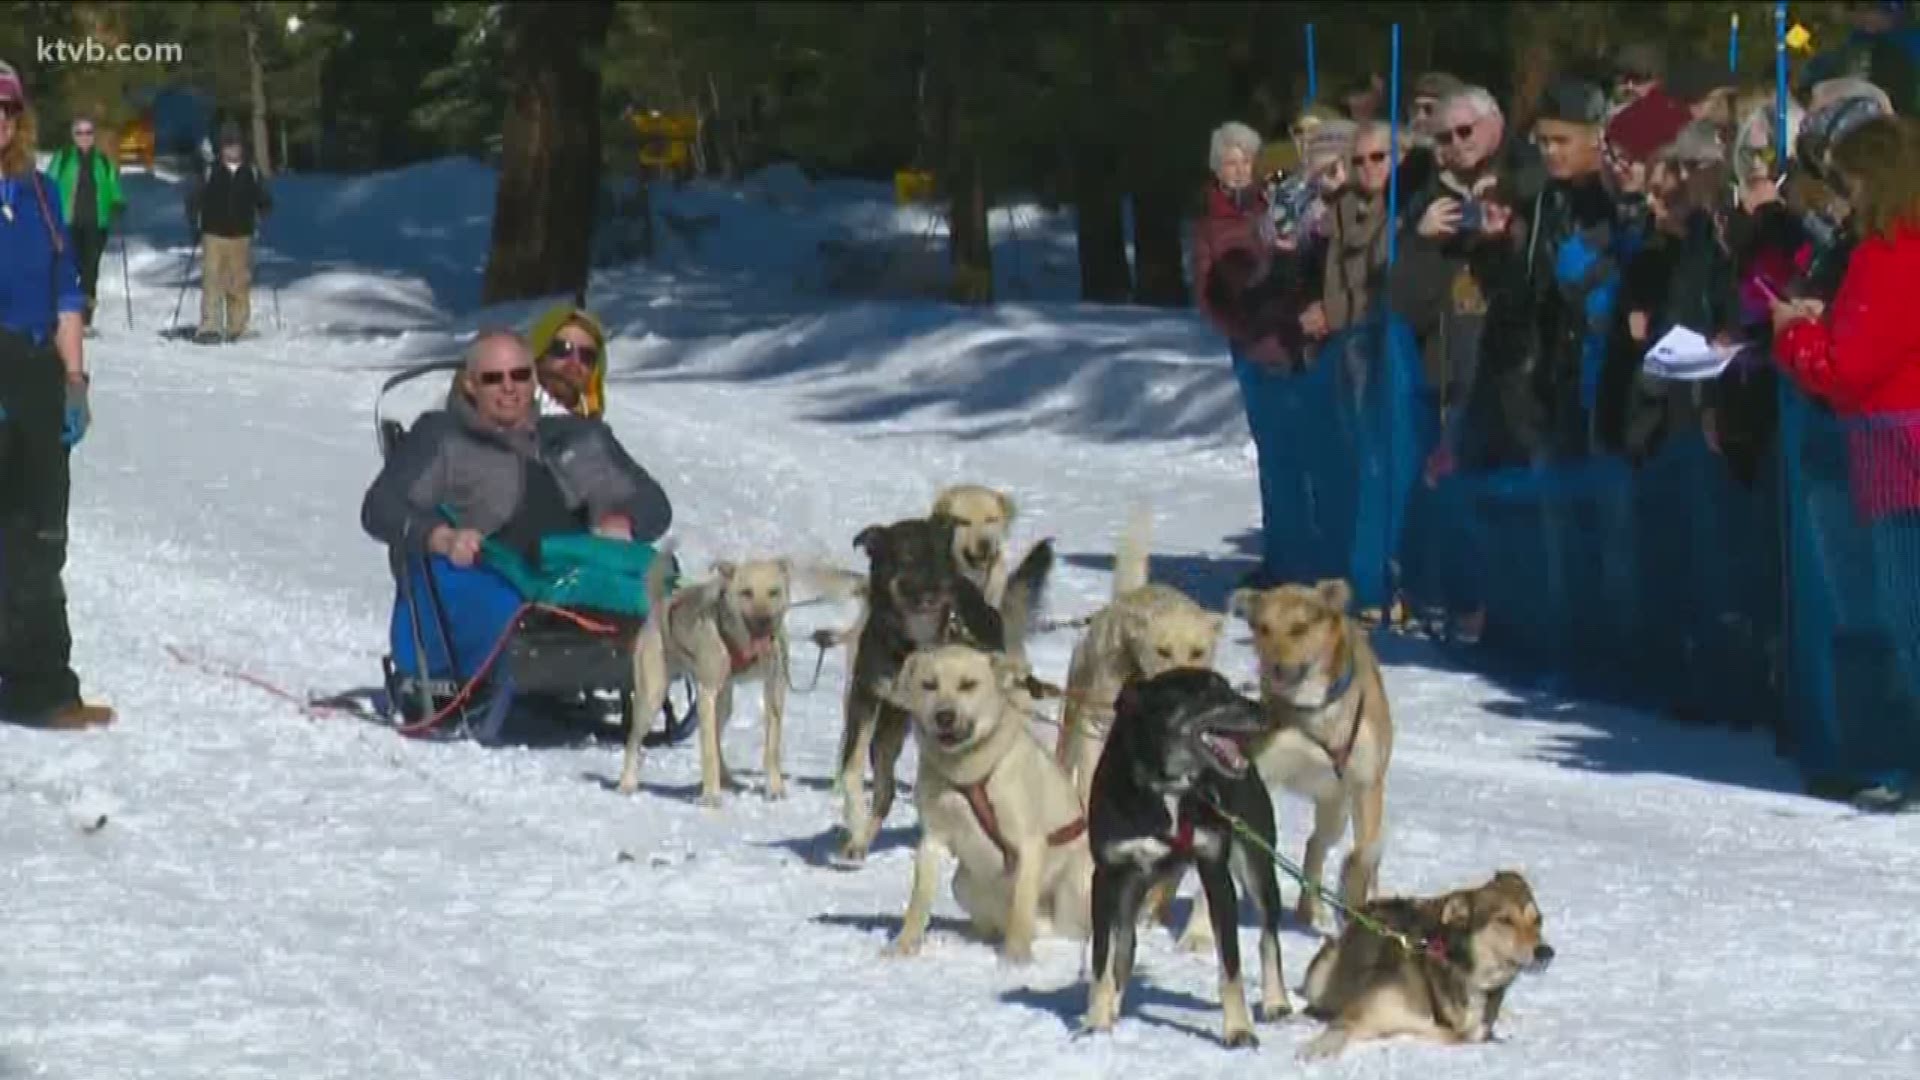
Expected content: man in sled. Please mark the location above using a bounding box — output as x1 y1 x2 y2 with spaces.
359 329 673 723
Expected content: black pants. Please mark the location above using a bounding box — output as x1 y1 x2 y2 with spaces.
70 223 109 321
0 330 79 716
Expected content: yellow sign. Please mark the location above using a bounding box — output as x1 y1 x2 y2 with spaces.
894 168 936 205
630 110 697 173
1787 24 1813 53
117 113 154 169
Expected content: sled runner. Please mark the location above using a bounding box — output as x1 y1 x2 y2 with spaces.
368 358 697 747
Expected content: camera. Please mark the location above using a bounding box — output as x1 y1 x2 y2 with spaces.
1455 199 1485 232
1265 169 1324 239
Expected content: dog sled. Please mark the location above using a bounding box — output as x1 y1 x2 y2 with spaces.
361 358 697 747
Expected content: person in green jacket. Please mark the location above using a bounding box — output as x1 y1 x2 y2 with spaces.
46 114 126 329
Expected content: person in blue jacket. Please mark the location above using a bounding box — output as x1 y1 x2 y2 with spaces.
0 60 113 730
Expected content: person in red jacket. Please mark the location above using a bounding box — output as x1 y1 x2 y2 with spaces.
1773 115 1920 516
1772 113 1920 811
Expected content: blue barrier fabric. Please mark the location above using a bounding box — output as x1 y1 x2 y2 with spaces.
389 554 525 683
1236 307 1920 801
1786 402 1920 797
1233 317 1425 610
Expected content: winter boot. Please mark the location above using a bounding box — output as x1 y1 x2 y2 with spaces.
1 700 116 730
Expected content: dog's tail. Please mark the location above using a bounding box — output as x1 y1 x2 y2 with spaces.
999 538 1055 669
1112 504 1152 599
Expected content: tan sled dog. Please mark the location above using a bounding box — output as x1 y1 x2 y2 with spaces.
618 555 824 806
1054 507 1226 807
1233 578 1394 930
931 483 1018 609
884 644 1093 963
1298 870 1555 1060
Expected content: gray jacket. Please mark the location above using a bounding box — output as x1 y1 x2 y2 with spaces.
361 388 673 560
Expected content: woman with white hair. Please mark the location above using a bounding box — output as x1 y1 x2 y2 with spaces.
1192 118 1326 588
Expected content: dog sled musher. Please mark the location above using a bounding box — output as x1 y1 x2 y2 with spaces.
362 358 698 748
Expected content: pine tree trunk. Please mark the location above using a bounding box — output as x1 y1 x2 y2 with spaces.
247 16 273 176
948 156 993 304
1073 147 1132 303
1130 184 1188 307
481 0 616 308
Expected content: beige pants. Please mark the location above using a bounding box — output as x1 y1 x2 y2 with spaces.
198 235 253 338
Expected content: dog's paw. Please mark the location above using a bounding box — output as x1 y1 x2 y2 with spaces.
1297 1028 1349 1062
1221 1027 1260 1050
614 773 641 796
882 935 923 959
763 782 788 802
1072 1020 1110 1041
998 938 1036 966
834 841 869 866
699 790 724 810
1260 997 1294 1023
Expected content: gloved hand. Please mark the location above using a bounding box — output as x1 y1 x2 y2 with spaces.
62 375 90 448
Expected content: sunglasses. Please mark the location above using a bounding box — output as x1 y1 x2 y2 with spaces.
476 367 534 387
1351 150 1390 167
0 100 22 119
1434 124 1477 146
545 338 599 364
74 127 94 137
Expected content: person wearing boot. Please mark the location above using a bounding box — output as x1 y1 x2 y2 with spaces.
0 61 115 730
184 121 271 344
46 114 125 332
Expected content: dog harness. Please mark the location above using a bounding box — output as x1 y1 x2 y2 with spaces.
1277 650 1364 779
960 779 1087 875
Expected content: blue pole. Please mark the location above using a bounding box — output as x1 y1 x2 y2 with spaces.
1775 2 1789 178
1388 23 1401 268
1730 12 1741 73
1306 23 1318 102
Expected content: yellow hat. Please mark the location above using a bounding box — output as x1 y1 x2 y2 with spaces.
528 302 609 419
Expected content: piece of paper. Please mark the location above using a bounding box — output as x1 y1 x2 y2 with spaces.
1643 325 1742 381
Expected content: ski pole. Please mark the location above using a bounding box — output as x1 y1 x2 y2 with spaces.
120 227 133 330
170 233 200 333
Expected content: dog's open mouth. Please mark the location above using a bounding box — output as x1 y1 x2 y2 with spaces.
962 548 997 572
1194 727 1252 777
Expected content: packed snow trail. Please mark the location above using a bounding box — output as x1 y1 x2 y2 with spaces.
4 162 1918 1079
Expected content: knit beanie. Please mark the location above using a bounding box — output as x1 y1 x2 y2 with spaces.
1604 90 1694 163
0 60 25 105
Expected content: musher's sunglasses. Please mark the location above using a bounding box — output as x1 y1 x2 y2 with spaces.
477 367 534 386
545 339 599 364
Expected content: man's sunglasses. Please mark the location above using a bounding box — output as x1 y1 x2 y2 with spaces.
477 367 534 386
74 127 94 137
1434 124 1477 146
1351 150 1390 167
546 339 599 364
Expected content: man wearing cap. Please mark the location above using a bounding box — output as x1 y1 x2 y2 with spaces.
46 114 125 332
1491 77 1623 462
0 61 114 730
184 120 272 344
1614 43 1668 108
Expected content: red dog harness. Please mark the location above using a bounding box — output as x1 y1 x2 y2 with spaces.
960 779 1087 875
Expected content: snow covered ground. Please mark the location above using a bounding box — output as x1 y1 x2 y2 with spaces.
4 160 1918 1080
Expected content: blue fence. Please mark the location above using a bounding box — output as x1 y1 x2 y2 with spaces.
1242 313 1920 799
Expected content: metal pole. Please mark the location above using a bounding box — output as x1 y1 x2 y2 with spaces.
1730 12 1741 73
1775 2 1790 180
1306 23 1318 103
1388 23 1401 269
